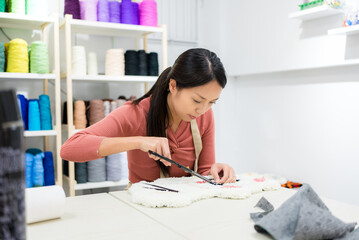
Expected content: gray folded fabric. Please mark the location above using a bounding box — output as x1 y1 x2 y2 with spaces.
251 184 357 240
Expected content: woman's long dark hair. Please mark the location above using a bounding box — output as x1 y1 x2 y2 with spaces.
133 48 227 174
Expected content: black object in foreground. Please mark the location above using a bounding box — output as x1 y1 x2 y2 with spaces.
148 150 220 185
0 89 26 240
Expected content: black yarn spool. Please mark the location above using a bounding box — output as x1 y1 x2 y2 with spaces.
138 50 148 76
64 0 81 19
62 101 68 124
147 52 159 76
0 89 25 240
125 50 139 75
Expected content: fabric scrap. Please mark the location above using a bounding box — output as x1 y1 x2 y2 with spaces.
250 184 357 240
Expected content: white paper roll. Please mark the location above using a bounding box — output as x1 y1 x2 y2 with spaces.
25 185 66 224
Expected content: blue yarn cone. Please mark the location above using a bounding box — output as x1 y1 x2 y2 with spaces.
28 99 41 131
32 152 44 187
25 153 34 188
43 151 55 186
17 94 28 130
39 94 52 130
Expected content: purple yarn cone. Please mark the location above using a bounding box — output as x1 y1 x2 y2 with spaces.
80 0 98 21
64 0 81 19
98 0 110 22
109 1 120 23
121 0 138 25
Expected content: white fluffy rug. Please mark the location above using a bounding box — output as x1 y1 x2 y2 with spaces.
128 173 286 208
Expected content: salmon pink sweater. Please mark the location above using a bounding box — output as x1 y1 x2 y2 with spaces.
60 97 215 183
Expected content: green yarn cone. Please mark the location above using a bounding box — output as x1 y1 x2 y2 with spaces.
0 42 5 72
0 0 6 12
30 41 49 74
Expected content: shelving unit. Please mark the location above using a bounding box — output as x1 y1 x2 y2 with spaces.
328 24 359 35
288 5 343 20
0 12 62 186
60 14 168 196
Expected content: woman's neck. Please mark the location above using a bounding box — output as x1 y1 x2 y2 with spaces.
167 94 181 132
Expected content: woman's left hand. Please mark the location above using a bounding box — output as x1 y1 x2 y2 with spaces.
210 163 236 184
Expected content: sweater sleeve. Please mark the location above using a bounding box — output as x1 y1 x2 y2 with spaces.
197 108 216 175
60 103 145 162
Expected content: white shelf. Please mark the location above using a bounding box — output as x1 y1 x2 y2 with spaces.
64 74 157 83
0 72 56 81
0 12 55 29
238 58 359 76
289 5 342 20
61 18 163 37
75 179 129 190
328 24 359 35
24 130 57 137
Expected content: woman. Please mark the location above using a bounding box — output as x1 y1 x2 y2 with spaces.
61 48 236 185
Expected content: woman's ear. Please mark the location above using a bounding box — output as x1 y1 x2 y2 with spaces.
169 79 177 93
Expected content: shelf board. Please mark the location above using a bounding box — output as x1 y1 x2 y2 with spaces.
238 58 359 76
75 179 129 190
0 12 55 29
288 5 343 20
62 18 163 37
65 74 157 83
328 24 359 35
0 72 56 81
24 130 57 137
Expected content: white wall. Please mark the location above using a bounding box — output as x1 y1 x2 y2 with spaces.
198 0 359 205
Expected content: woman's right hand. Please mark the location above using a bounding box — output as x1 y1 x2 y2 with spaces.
138 137 172 166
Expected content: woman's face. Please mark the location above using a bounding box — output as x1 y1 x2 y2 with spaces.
168 79 223 123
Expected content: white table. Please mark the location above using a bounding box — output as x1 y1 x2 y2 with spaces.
26 188 359 240
109 188 359 240
27 193 186 240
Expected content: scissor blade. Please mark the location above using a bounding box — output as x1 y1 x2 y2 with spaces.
148 150 219 185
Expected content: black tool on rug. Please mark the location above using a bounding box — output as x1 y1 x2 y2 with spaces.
148 150 221 185
143 183 179 193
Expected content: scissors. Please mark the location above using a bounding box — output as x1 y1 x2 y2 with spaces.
149 150 221 185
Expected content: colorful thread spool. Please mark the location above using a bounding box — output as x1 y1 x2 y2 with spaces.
105 48 124 76
121 0 139 25
0 0 6 12
109 0 121 23
7 38 29 73
80 0 98 21
17 94 28 130
87 52 98 75
147 52 158 76
139 0 157 26
97 0 110 22
32 152 44 187
87 158 106 182
0 42 5 72
89 100 105 125
74 100 87 129
72 46 87 75
9 0 26 14
39 94 52 130
26 0 48 17
64 0 81 19
28 99 41 131
43 152 55 186
30 41 49 74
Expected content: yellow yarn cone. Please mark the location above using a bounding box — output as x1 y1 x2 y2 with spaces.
7 38 29 73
